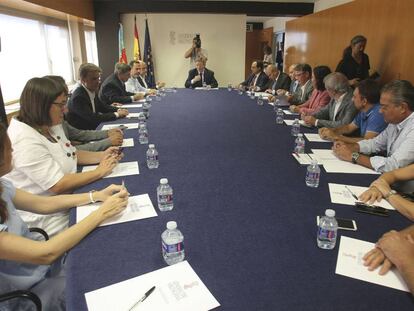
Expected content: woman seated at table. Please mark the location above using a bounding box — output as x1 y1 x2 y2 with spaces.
5 77 122 237
0 123 128 311
289 65 331 115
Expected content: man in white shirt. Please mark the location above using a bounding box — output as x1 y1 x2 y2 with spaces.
288 63 313 105
125 60 154 95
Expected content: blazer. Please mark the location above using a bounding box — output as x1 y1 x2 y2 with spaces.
99 73 135 105
264 72 291 92
298 89 331 115
290 80 314 105
240 71 269 92
185 68 218 88
313 90 358 128
62 120 112 151
67 85 117 130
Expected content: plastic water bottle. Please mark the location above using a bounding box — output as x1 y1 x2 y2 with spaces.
291 118 300 136
238 87 244 95
156 93 162 101
257 95 264 106
142 101 150 119
157 178 174 211
146 144 159 169
145 97 152 107
294 133 305 154
306 159 320 188
162 221 185 265
138 112 146 126
250 91 255 99
276 108 284 124
317 209 338 249
138 124 149 144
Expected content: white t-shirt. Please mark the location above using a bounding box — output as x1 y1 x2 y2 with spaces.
5 118 77 236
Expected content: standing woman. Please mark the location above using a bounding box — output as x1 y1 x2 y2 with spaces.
336 35 370 87
263 45 273 67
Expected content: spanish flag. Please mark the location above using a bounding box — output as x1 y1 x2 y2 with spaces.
133 15 141 61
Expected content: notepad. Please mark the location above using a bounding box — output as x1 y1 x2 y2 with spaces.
101 123 139 130
283 110 299 115
82 161 139 178
120 103 142 108
305 133 330 142
126 113 141 119
121 138 134 147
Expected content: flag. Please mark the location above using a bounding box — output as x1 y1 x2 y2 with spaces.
144 19 156 88
118 22 128 64
133 15 141 60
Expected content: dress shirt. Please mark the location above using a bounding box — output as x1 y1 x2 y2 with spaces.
82 84 96 113
358 112 414 173
125 77 147 94
333 93 346 121
300 80 311 101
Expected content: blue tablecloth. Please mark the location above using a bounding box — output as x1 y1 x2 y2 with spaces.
66 89 414 310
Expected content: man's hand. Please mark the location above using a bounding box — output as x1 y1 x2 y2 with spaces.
289 105 299 113
303 115 316 126
117 109 129 118
377 230 414 272
363 246 394 275
111 102 122 107
359 186 383 205
193 75 201 83
332 140 353 162
371 179 392 198
319 128 337 141
133 93 144 101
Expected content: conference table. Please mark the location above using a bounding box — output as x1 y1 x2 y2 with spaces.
66 89 414 310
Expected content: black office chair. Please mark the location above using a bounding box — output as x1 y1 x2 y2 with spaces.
0 227 49 310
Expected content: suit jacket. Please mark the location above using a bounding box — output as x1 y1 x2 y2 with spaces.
67 85 117 130
240 71 269 92
312 90 358 128
264 72 291 92
185 68 218 88
99 73 135 105
290 80 314 105
62 120 112 151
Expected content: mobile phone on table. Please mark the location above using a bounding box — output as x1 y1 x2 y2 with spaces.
354 202 389 217
316 216 357 231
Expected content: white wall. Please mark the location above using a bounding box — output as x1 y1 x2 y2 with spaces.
263 17 295 33
121 13 246 87
313 0 354 12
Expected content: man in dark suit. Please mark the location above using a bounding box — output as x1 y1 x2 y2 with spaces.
185 57 218 88
239 60 269 92
99 62 144 105
264 64 291 94
67 63 129 130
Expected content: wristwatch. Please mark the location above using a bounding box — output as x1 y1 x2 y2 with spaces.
385 189 397 200
351 152 360 164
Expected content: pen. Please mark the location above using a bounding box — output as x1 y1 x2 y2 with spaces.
128 286 156 311
345 186 359 201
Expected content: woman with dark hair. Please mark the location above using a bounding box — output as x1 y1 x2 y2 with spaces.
336 35 370 86
263 45 273 66
5 77 122 237
0 123 128 310
289 65 332 115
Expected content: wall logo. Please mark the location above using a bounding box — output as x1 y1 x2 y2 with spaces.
169 31 196 45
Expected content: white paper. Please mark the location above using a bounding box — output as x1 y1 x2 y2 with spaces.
328 183 395 210
101 123 139 130
126 113 141 119
194 87 219 90
120 104 142 108
254 92 271 98
82 161 139 178
121 138 134 147
85 261 220 311
284 119 295 126
310 149 337 162
76 194 157 226
283 120 307 126
133 99 147 103
323 161 380 174
292 153 313 165
336 236 409 292
283 110 299 115
305 133 330 143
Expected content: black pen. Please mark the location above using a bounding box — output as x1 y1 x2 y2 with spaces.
345 186 359 201
128 286 156 311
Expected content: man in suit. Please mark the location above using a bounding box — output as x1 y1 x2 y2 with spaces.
288 63 313 105
239 60 269 92
137 60 165 90
67 63 129 130
185 57 218 88
99 62 144 105
264 64 291 94
302 72 358 128
125 60 155 95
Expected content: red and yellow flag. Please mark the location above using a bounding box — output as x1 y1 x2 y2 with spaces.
133 15 141 60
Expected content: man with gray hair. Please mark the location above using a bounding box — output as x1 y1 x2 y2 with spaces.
99 62 144 105
302 72 357 128
264 64 291 94
333 80 414 183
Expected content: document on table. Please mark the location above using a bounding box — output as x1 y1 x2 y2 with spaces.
304 133 330 143
283 110 299 115
126 113 140 119
121 138 134 147
133 99 146 103
292 153 314 165
85 261 221 311
328 183 395 210
336 236 409 292
120 103 142 108
284 119 308 126
254 92 271 98
194 87 219 90
101 123 139 130
82 161 139 178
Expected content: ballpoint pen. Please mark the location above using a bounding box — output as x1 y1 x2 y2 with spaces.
345 186 359 201
128 286 156 311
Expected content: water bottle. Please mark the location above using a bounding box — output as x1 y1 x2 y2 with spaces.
173 86 177 93
142 101 150 119
291 118 300 136
145 97 152 107
249 90 255 99
257 95 264 106
317 209 338 249
138 112 146 126
146 144 159 169
162 221 185 265
306 159 320 188
228 84 232 91
157 178 174 211
238 87 244 95
294 133 305 154
156 93 162 101
276 108 284 124
138 124 149 144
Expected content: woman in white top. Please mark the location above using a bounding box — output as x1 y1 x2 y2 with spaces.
5 77 121 236
263 45 273 67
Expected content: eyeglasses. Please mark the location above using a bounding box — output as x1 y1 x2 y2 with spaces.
295 72 305 77
53 101 67 108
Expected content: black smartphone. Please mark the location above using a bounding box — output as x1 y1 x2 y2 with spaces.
355 202 389 217
317 216 357 231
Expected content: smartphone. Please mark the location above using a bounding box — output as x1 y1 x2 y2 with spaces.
355 202 389 217
117 147 124 155
316 216 357 231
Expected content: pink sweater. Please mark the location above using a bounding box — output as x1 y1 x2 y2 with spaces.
298 89 330 115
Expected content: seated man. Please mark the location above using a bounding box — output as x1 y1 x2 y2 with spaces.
125 60 155 95
185 57 218 88
138 60 165 90
99 62 144 105
319 79 386 142
67 63 129 130
288 63 313 105
333 80 414 180
264 64 291 94
239 60 269 92
302 72 357 128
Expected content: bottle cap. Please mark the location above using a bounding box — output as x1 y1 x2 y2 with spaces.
160 178 168 184
149 144 155 148
325 209 335 217
294 118 299 121
311 159 318 165
297 133 303 137
167 221 177 230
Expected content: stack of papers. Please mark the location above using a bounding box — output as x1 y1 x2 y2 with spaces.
304 133 330 143
85 261 220 311
82 161 140 178
120 103 142 108
101 123 139 130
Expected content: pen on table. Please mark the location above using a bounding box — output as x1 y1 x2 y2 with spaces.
128 286 156 311
345 186 359 200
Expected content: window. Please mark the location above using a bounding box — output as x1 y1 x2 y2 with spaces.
84 27 99 65
0 12 73 103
